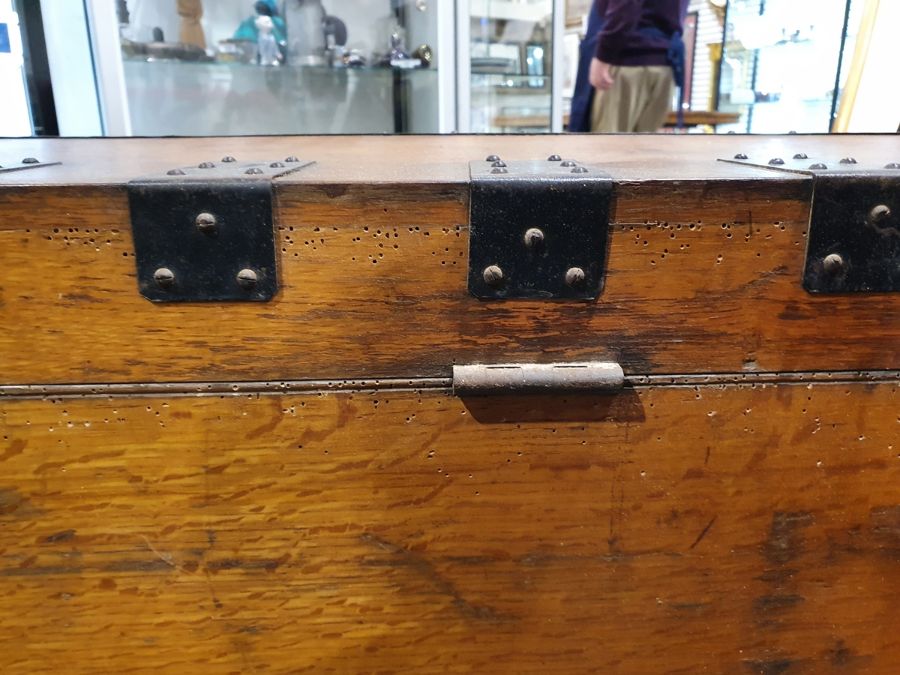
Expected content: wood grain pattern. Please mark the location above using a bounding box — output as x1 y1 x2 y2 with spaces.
1 175 898 384
0 133 895 185
1 382 899 673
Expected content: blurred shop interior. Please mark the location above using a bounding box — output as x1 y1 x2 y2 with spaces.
1 0 897 137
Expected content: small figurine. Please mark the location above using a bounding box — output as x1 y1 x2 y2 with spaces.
233 1 287 46
255 15 280 66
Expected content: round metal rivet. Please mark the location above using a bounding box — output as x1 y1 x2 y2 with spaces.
270 161 285 168
198 161 215 169
236 268 258 289
547 154 562 162
560 160 576 167
167 168 186 176
285 156 300 163
245 167 264 175
768 158 785 166
22 157 39 164
565 267 586 287
491 160 507 168
809 163 828 170
153 267 175 288
490 167 508 174
221 156 236 163
793 153 808 160
840 157 857 165
195 212 217 233
485 155 501 163
734 153 748 160
524 228 545 248
571 166 589 174
822 253 845 275
885 162 900 170
483 265 504 286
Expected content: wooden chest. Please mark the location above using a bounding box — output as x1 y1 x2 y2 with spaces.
1 135 898 673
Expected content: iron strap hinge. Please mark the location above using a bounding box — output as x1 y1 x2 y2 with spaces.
127 157 313 303
467 156 613 300
722 153 900 294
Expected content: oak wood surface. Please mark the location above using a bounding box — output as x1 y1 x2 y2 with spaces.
0 134 895 185
1 169 898 384
1 382 899 673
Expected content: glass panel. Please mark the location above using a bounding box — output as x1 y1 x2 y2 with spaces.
116 0 441 135
0 4 33 136
469 0 554 133
718 0 852 133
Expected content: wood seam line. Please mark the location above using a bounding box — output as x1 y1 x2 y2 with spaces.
0 371 897 400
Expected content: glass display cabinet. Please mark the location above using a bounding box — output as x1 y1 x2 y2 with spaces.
459 0 562 133
91 0 450 135
717 0 857 133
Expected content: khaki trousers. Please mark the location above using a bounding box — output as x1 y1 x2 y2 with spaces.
590 65 674 133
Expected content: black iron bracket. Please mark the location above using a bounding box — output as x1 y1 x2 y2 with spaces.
127 157 312 302
468 156 613 300
721 153 900 293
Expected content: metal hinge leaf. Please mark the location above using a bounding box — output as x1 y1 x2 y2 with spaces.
467 157 613 300
720 154 900 293
127 158 312 302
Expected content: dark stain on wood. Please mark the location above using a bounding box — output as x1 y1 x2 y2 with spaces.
41 529 76 544
206 555 290 573
764 511 814 567
0 486 43 519
359 532 514 623
870 505 900 558
753 594 804 613
103 559 176 573
0 439 27 462
742 657 796 674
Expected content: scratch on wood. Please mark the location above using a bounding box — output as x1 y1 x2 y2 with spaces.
359 532 514 623
689 515 718 550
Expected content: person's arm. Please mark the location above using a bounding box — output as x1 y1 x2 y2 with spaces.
590 0 641 90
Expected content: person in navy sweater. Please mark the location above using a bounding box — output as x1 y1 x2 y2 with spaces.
577 0 689 133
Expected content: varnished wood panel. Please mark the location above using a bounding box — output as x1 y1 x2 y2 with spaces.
1 382 898 673
0 133 894 185
1 176 898 384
